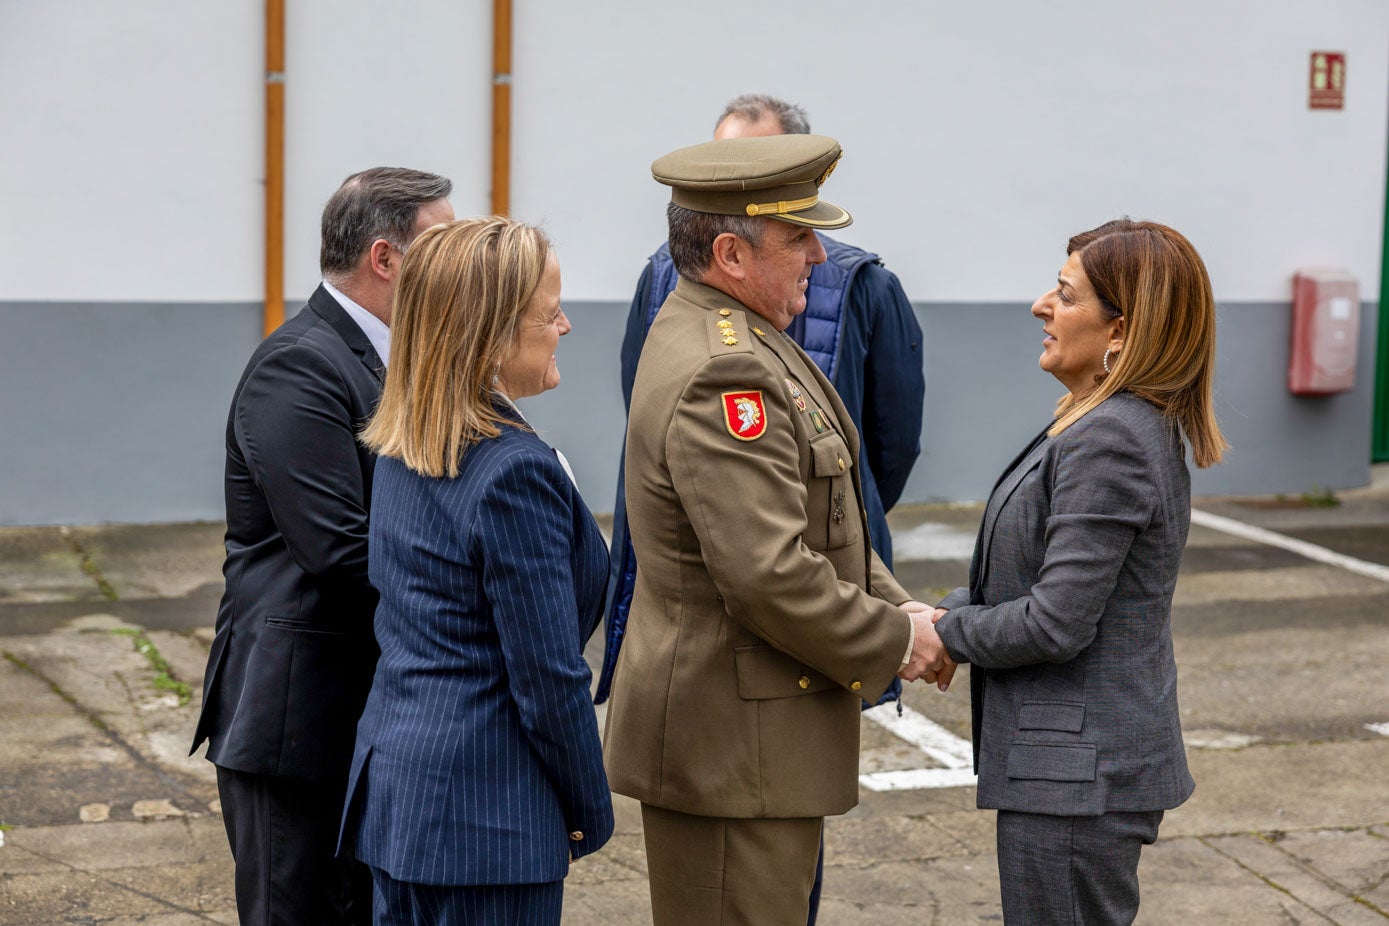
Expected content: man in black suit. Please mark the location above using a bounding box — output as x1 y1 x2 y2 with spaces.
191 167 453 925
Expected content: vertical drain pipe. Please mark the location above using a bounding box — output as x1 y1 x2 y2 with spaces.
490 0 513 217
263 0 287 336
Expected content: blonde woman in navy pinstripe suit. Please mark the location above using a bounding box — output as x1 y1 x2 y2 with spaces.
340 218 613 925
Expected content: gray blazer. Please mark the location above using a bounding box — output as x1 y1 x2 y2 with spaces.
935 392 1195 816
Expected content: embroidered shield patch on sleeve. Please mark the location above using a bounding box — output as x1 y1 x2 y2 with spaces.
721 391 767 441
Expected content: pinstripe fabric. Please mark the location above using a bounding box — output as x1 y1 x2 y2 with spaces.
341 406 613 887
370 865 563 925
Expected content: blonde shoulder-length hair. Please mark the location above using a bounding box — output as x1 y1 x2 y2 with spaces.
1050 219 1229 469
362 216 551 478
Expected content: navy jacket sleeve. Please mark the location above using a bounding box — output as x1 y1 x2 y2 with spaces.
856 263 924 511
620 263 656 412
234 342 371 589
476 452 614 859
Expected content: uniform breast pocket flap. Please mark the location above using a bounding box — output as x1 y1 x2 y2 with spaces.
809 432 853 478
807 431 858 551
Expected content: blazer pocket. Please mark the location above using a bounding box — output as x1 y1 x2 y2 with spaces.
808 431 857 551
265 615 348 635
1006 742 1096 782
1017 700 1085 733
734 644 834 700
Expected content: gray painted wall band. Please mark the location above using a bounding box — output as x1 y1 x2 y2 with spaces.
0 299 1376 525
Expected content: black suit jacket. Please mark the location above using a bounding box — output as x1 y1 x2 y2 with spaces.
191 285 383 781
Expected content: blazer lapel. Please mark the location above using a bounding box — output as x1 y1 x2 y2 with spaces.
971 424 1051 598
306 285 387 383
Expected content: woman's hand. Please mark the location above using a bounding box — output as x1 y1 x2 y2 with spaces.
929 607 957 691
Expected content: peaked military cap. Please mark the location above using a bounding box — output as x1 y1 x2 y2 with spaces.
651 134 852 229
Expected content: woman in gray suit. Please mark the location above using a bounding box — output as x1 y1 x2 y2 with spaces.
924 219 1227 924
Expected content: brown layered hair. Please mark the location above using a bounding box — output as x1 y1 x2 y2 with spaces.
1050 219 1228 468
361 217 551 477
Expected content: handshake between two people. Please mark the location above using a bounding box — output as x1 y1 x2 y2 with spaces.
898 600 956 692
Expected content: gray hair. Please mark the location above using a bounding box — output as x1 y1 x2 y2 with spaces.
666 203 766 281
319 167 453 280
715 93 811 135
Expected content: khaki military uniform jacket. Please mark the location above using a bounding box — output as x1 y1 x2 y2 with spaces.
603 277 912 820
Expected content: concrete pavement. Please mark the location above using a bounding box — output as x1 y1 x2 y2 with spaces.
1 469 1387 924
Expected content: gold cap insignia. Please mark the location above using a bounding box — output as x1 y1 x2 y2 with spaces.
817 156 840 187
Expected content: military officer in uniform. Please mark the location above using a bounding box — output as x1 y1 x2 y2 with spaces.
603 134 949 925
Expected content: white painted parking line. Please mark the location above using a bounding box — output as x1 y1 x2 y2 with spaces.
860 767 980 792
1190 509 1389 585
892 521 977 561
860 703 977 791
1365 722 1389 737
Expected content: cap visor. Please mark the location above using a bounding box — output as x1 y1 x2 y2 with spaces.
769 199 852 230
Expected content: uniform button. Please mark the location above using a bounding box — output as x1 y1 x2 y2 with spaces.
798 676 810 690
850 681 862 691
837 458 846 472
570 830 584 841
719 309 732 317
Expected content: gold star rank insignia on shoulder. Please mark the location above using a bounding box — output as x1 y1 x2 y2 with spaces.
721 390 767 441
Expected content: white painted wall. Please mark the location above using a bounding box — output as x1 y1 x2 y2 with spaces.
3 0 1386 304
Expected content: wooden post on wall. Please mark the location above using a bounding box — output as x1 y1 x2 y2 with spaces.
491 0 513 217
263 0 286 336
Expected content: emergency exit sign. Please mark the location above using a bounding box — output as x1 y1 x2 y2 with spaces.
1309 52 1346 110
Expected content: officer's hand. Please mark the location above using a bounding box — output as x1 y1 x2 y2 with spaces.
898 610 949 684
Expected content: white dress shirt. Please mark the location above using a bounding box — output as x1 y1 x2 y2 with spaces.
323 279 391 367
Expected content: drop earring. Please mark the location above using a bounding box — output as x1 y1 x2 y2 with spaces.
1102 349 1116 375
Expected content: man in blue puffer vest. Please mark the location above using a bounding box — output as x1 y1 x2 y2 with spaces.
596 94 925 924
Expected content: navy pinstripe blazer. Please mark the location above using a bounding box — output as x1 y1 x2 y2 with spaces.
341 404 613 885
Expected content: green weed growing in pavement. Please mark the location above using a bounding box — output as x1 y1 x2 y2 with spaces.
1301 486 1340 508
110 629 192 706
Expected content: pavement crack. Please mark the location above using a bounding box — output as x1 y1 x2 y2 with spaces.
9 838 225 922
110 628 194 706
0 650 201 805
1197 835 1341 924
2 650 112 735
59 526 119 602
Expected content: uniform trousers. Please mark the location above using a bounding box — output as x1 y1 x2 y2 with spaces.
215 765 372 926
996 809 1164 925
641 803 822 926
369 867 563 926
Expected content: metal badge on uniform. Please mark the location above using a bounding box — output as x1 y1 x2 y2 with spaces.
721 390 767 441
809 408 828 433
784 379 807 412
